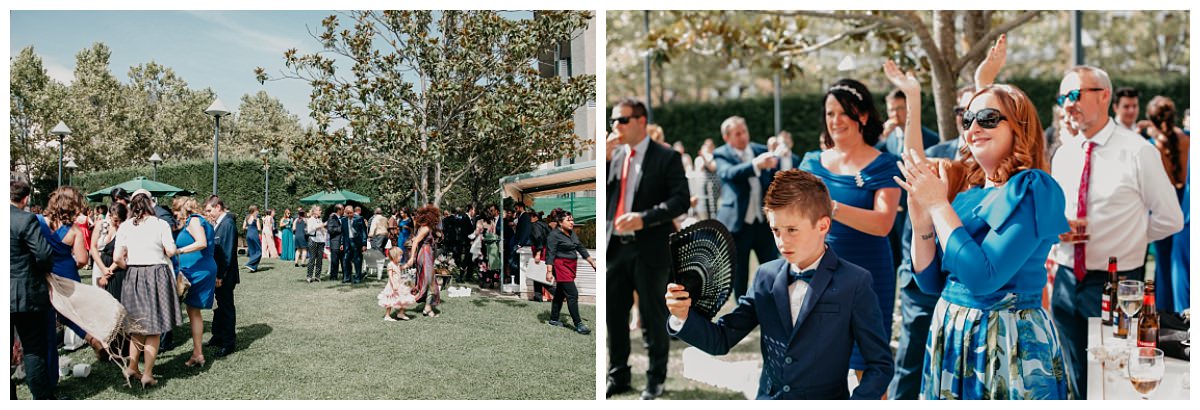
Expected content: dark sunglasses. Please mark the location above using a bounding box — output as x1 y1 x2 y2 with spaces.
612 115 644 124
961 108 1008 131
1056 87 1105 106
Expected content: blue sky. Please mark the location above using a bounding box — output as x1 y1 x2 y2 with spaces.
10 10 532 127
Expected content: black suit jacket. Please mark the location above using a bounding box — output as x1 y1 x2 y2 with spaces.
213 212 240 285
10 205 54 313
327 214 345 248
605 139 690 267
514 213 532 247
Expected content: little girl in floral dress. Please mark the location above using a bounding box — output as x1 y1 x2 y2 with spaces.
378 247 416 321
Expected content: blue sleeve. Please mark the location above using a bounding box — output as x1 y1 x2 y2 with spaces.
715 148 757 183
912 245 947 296
849 270 894 399
860 152 903 190
671 291 760 356
942 170 1068 295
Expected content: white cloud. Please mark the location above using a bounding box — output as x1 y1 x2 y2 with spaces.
41 54 75 85
184 11 305 55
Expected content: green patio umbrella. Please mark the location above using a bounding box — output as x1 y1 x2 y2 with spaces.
85 176 195 202
298 189 372 205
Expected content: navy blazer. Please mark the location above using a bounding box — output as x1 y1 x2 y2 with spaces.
327 214 345 248
10 205 54 313
671 249 893 399
350 215 367 246
714 142 776 233
514 212 532 247
213 212 240 285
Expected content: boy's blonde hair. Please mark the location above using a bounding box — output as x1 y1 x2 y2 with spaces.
388 247 403 262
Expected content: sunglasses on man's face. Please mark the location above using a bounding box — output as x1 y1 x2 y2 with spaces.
612 115 644 125
961 108 1008 131
1056 87 1105 106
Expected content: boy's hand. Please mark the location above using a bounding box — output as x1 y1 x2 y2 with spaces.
665 283 691 322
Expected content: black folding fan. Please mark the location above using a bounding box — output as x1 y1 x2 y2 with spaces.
670 219 736 320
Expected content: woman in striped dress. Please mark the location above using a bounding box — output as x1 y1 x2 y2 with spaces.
113 191 181 387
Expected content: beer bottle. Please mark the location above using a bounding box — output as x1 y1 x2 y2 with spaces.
1138 280 1159 348
1102 257 1117 326
1113 271 1129 339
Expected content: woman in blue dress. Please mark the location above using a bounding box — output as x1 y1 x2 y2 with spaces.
35 187 96 385
798 78 901 377
886 41 1072 399
397 207 413 263
172 197 217 367
243 205 261 271
280 208 296 262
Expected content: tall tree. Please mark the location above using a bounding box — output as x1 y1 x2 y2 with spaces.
124 62 217 166
644 11 1042 141
258 10 595 206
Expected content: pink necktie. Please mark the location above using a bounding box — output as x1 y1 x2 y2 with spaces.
614 148 635 221
1074 142 1095 281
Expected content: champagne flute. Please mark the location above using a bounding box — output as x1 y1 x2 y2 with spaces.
1118 280 1145 349
1127 347 1165 399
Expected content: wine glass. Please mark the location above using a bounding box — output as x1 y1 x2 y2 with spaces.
1127 347 1165 399
1118 280 1144 318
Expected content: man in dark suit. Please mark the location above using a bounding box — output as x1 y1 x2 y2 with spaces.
714 115 780 299
510 202 532 283
667 170 893 399
326 204 345 282
204 195 239 357
10 178 56 400
347 206 367 283
605 98 690 400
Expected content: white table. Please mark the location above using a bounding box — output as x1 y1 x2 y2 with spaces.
1086 317 1190 399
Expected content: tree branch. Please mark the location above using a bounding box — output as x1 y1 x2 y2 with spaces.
952 11 1041 74
775 22 882 56
758 10 916 32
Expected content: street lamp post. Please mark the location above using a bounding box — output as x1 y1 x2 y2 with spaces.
50 121 71 188
65 159 78 186
149 153 162 181
205 98 230 195
260 148 270 209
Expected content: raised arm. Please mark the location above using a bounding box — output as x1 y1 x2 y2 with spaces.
974 34 1007 91
884 59 927 159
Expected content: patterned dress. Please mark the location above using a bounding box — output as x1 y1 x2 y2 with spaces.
914 170 1073 399
411 232 440 308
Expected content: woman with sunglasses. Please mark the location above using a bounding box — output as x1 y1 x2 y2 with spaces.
797 77 902 381
887 35 1072 399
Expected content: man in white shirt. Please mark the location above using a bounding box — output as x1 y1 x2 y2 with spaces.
1049 66 1184 399
713 116 780 300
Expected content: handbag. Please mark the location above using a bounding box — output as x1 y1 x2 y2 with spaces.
176 272 191 298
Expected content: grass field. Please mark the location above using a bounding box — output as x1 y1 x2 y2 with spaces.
14 258 596 400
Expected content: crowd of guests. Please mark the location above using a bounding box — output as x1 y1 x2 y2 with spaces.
10 180 242 398
609 35 1188 400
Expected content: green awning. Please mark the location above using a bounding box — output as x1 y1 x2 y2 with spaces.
530 194 596 223
86 176 195 202
298 189 372 205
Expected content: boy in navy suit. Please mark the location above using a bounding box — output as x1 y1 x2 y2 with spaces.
666 169 893 399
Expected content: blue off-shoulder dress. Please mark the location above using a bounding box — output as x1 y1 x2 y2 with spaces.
176 214 217 309
800 150 902 371
913 169 1073 399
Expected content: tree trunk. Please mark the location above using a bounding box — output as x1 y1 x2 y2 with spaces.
930 11 961 142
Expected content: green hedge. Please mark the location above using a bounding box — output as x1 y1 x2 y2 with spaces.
63 157 385 219
636 76 1190 155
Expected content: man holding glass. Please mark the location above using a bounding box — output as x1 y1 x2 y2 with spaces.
1049 65 1183 399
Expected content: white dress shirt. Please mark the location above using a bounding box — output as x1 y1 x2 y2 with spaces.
1050 118 1184 271
669 248 827 331
740 145 765 224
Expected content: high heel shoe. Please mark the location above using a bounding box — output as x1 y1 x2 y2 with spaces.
185 355 206 367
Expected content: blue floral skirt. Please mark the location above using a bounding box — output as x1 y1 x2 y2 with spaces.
922 291 1073 399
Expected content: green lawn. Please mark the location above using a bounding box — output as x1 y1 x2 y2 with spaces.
15 259 596 399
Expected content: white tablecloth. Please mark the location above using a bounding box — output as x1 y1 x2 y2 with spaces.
1086 317 1190 399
